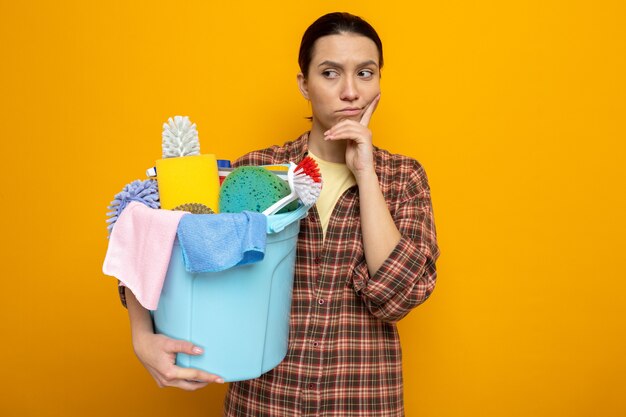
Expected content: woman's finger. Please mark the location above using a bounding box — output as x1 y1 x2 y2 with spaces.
171 379 210 391
325 125 370 142
164 338 204 356
326 119 365 135
324 119 356 135
175 366 224 384
359 93 381 127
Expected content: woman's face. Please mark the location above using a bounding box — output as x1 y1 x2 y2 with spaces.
298 33 381 131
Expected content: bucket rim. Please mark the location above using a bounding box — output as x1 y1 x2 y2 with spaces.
266 203 310 234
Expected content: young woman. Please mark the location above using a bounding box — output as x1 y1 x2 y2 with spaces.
123 12 439 416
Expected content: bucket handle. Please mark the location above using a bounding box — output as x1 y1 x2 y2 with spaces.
266 203 310 234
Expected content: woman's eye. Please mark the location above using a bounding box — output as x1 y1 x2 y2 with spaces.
322 70 339 79
358 69 374 78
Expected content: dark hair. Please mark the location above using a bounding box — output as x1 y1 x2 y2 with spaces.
298 12 383 78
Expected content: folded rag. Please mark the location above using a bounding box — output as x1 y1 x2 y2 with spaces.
177 211 267 273
102 201 187 310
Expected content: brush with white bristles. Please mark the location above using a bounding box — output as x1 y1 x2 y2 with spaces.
262 156 322 216
162 115 200 158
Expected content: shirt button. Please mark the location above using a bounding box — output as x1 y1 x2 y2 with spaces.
318 299 325 305
308 383 315 390
312 341 319 347
314 256 321 264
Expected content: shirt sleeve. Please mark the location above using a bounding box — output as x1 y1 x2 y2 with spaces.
352 161 440 323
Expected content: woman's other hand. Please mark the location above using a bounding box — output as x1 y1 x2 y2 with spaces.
125 286 224 390
132 331 224 390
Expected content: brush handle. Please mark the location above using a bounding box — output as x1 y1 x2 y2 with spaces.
262 159 321 216
262 192 298 216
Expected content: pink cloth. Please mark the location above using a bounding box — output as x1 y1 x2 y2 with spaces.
103 201 187 310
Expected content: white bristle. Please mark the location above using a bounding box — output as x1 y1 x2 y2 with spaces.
162 115 200 158
293 173 322 205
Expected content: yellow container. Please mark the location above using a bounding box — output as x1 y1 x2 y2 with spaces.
156 154 220 212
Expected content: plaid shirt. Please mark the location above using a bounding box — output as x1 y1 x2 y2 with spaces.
224 132 439 416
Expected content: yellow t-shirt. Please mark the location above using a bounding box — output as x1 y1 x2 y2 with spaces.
308 150 357 238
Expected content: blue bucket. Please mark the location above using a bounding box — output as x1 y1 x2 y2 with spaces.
152 205 308 382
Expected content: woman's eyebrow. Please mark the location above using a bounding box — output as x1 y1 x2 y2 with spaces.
317 60 378 68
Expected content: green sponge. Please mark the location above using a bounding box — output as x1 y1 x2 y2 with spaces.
219 166 299 214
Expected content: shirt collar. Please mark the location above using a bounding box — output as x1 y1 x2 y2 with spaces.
292 131 310 163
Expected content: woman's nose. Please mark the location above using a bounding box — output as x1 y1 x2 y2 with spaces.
340 77 359 101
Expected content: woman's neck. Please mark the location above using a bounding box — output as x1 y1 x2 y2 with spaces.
308 123 347 163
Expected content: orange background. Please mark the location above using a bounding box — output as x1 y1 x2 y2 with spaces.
1 1 625 416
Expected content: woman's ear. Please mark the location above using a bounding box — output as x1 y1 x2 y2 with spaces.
297 72 309 100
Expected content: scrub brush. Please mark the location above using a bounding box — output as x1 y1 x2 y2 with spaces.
162 115 200 158
173 203 215 214
262 156 322 216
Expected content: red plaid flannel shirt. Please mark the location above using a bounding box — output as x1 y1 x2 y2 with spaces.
224 132 439 416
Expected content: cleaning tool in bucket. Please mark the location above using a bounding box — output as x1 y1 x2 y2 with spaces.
156 115 220 212
176 210 267 273
103 202 187 311
263 156 322 216
105 179 160 237
161 116 200 158
219 166 298 214
156 154 220 211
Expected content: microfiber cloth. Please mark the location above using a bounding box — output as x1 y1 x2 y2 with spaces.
103 201 187 310
176 211 267 273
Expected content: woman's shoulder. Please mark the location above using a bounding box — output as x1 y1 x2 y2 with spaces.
373 146 431 198
374 146 427 180
233 133 308 167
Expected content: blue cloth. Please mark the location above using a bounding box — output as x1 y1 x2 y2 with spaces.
176 211 267 273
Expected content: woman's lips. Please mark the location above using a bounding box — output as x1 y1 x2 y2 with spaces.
336 107 362 116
